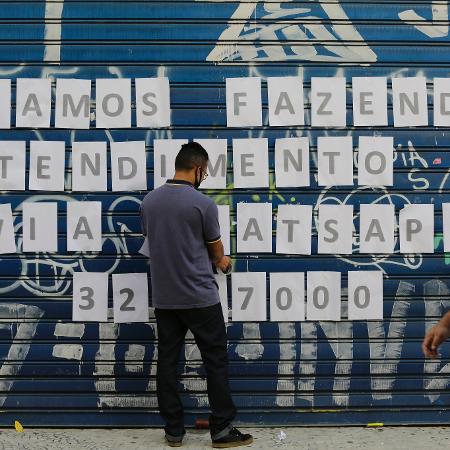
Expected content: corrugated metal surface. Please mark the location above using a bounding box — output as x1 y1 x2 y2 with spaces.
0 0 449 426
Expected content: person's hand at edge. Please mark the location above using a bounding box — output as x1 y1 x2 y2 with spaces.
216 255 232 274
422 311 450 358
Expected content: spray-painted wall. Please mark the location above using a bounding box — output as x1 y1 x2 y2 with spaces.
0 1 450 426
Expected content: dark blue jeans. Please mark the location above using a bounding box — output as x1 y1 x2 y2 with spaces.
155 303 237 437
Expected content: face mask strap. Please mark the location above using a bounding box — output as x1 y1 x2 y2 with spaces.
194 167 202 189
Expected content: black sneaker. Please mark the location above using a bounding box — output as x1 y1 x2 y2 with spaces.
212 427 253 448
164 433 184 447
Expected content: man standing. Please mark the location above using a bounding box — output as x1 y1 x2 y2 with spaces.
140 142 253 448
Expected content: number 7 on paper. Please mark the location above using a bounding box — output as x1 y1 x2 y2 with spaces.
232 272 266 322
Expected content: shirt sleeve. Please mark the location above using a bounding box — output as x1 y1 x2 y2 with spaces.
203 202 221 244
139 203 147 237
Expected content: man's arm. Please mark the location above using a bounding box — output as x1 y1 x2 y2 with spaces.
422 310 450 358
203 202 231 272
207 239 231 273
138 204 151 260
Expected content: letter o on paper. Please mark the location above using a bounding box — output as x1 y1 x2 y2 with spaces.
276 287 293 311
313 286 329 309
365 151 386 175
102 93 124 117
353 285 370 309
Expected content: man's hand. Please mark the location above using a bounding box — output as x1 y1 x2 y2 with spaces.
216 255 232 274
422 321 450 358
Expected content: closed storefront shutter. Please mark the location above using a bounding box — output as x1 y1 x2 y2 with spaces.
0 1 448 426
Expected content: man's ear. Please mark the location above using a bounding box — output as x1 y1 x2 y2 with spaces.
194 166 201 184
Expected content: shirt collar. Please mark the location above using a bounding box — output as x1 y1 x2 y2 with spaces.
166 179 194 187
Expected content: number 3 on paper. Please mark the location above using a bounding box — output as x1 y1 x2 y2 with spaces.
72 272 108 322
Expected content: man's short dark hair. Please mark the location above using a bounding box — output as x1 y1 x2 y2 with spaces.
175 142 209 171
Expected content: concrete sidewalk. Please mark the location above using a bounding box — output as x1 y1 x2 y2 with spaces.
0 426 448 450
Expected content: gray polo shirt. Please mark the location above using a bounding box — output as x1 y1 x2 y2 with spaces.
140 179 221 309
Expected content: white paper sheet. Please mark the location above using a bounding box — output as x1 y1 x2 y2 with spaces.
135 77 171 127
226 77 262 127
0 203 16 254
359 204 395 254
233 138 269 188
0 79 11 129
358 136 393 186
442 203 450 252
347 271 383 320
196 139 227 189
111 141 147 191
317 204 353 254
392 77 428 127
307 271 341 321
276 204 312 255
232 272 266 321
96 78 131 128
218 204 231 255
16 78 51 128
113 273 149 323
434 78 450 127
67 201 102 252
311 77 346 127
0 141 26 190
274 138 310 187
138 237 150 258
22 202 58 252
267 77 304 126
71 141 108 191
270 272 305 322
72 272 108 322
317 136 353 186
153 139 188 188
216 274 229 323
399 204 434 253
352 77 387 126
237 202 272 253
29 141 65 191
55 79 91 129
